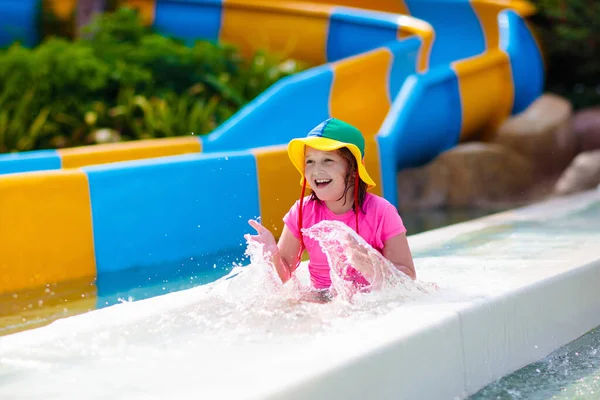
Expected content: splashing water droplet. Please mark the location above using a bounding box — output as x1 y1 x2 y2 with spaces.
303 220 436 304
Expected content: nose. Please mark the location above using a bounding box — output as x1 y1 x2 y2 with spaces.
315 163 326 174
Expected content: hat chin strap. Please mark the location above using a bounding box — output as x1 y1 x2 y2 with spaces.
295 174 360 271
295 177 307 272
354 172 359 235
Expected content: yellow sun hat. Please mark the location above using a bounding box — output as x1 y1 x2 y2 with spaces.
287 118 376 189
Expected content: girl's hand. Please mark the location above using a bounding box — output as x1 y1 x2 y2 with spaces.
245 219 278 254
342 232 377 282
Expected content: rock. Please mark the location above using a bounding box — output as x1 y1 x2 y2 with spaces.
490 93 577 178
573 106 600 152
397 142 534 209
553 150 600 195
395 158 450 210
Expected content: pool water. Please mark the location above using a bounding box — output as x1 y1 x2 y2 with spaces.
470 326 600 400
0 248 244 337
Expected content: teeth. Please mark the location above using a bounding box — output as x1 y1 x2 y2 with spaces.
316 179 331 184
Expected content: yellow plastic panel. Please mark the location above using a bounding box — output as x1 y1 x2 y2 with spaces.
0 170 96 294
220 0 333 65
452 50 514 140
58 137 201 169
333 0 409 13
46 0 77 20
330 48 394 195
123 0 156 25
252 145 300 237
362 136 383 197
470 0 537 49
257 0 408 14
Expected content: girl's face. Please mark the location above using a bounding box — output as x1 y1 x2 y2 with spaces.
304 146 352 203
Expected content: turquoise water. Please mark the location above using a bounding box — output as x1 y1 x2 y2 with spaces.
94 248 242 307
470 326 600 400
0 248 243 336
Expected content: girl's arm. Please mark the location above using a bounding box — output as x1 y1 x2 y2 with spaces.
383 233 416 280
246 220 302 284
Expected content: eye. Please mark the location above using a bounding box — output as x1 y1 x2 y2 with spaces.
324 158 334 163
305 159 314 165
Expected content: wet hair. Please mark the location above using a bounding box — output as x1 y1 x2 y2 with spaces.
309 147 368 213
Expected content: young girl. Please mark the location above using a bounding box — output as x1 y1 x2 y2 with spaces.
245 118 416 291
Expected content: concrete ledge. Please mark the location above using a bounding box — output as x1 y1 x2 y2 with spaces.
266 308 465 400
461 256 600 395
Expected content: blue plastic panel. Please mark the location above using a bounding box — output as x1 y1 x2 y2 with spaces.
85 152 260 275
385 37 421 101
499 10 544 115
327 7 399 62
404 0 485 66
0 0 39 48
202 64 333 152
0 149 61 175
153 0 223 43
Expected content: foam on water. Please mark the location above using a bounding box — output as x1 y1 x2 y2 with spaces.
470 326 600 400
0 218 438 356
194 219 438 340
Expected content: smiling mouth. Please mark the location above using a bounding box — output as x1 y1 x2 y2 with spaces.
314 178 332 188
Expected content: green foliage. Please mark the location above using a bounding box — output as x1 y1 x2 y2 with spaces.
530 0 600 109
0 6 308 153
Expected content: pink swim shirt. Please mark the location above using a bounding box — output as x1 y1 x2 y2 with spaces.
283 192 407 289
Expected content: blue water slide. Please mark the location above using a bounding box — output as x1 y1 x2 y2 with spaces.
153 0 222 43
201 64 334 153
378 8 544 208
0 0 40 48
404 0 486 65
327 6 405 62
500 9 545 114
201 37 421 152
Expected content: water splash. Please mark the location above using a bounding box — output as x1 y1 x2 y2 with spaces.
96 219 439 346
0 220 440 371
178 219 440 342
303 220 437 304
